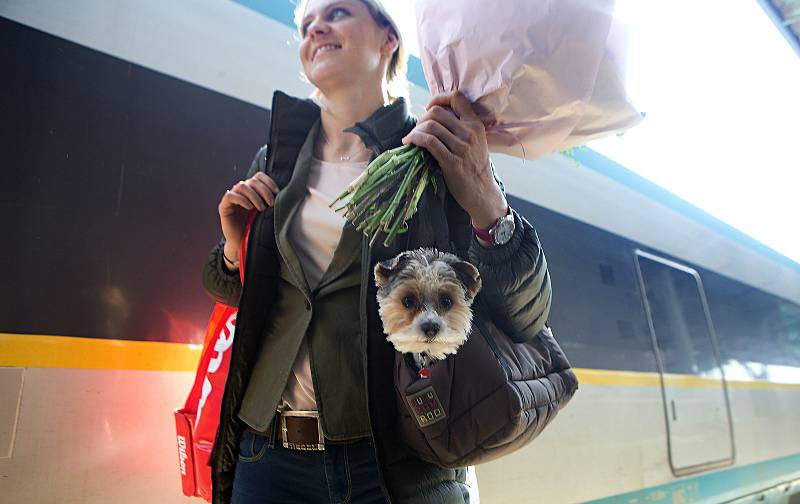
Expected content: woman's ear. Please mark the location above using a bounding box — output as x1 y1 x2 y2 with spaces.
381 29 399 58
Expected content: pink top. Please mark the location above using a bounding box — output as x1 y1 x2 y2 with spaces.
280 157 368 412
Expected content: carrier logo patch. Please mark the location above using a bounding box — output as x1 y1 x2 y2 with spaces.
405 386 446 428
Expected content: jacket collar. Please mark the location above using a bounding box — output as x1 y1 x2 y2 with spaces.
343 96 416 155
266 91 414 294
266 91 415 185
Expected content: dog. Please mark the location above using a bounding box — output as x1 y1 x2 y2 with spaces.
374 248 482 371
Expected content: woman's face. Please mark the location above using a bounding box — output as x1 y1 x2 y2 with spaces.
298 0 395 95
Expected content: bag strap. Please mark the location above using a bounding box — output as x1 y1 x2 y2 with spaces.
183 304 231 412
183 212 256 412
238 210 257 284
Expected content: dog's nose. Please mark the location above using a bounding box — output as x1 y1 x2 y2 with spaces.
421 322 440 339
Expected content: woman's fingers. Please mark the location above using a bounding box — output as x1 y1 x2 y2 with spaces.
232 181 266 211
448 92 481 121
222 189 254 211
407 98 483 161
248 178 276 207
222 173 280 213
254 172 280 195
218 172 279 246
426 91 480 122
419 106 474 144
426 91 457 112
416 118 469 157
403 129 455 169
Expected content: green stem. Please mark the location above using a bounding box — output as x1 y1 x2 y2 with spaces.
351 152 413 202
383 162 422 233
329 147 398 208
357 203 387 233
345 176 400 223
383 166 430 247
378 158 422 228
330 144 429 248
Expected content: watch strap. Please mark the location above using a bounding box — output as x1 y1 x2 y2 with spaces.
471 219 495 245
471 206 511 246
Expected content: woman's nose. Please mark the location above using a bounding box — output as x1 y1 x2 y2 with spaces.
306 18 330 38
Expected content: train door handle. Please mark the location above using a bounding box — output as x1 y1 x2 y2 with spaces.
671 400 677 421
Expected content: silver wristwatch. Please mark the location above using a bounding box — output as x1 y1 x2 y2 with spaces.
489 208 515 246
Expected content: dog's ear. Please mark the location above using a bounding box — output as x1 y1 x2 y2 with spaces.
374 252 412 288
452 260 482 301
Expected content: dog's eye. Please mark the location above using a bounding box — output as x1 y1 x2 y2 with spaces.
439 295 453 310
402 295 417 309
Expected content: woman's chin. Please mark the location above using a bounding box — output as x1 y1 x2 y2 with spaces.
307 64 347 87
308 73 362 97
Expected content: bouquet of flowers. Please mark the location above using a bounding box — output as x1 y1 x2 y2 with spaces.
332 0 641 247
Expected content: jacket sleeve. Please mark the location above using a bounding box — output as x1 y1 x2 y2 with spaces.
466 162 552 343
201 144 269 307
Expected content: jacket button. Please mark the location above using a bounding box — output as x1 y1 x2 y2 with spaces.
304 299 311 311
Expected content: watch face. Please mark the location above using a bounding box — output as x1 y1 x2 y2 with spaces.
492 217 515 245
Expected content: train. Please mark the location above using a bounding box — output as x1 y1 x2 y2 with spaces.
1 1 799 502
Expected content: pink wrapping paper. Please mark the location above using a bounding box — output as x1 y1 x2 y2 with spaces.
415 0 642 160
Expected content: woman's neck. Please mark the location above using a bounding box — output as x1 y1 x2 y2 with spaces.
315 86 387 162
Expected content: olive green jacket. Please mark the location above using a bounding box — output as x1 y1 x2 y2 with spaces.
202 91 552 504
236 119 372 439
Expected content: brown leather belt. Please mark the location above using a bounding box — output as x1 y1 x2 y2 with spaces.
246 410 327 451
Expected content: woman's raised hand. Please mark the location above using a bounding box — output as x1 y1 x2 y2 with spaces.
401 91 507 230
218 172 280 263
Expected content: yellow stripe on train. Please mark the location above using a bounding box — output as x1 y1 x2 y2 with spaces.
1 333 799 391
0 333 202 371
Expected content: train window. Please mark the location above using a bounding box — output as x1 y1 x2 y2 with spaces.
782 303 800 354
698 269 800 375
598 263 616 286
635 252 721 376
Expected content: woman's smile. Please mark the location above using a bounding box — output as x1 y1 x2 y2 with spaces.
312 43 342 61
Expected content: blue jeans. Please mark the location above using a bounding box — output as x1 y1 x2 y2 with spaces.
231 428 389 504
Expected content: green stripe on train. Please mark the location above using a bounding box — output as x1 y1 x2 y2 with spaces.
586 453 800 503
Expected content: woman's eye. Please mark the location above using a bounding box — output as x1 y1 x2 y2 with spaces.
439 296 453 310
329 7 349 21
301 7 349 36
402 296 417 309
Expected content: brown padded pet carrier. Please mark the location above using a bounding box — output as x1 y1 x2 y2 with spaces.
394 317 579 468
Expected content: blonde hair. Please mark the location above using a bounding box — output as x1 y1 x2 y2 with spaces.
294 0 409 102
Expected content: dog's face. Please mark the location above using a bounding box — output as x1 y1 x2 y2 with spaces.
374 248 482 360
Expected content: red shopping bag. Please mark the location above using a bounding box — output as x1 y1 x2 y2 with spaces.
175 212 255 501
174 303 236 501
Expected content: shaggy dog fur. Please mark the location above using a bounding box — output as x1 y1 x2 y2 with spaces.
374 248 482 366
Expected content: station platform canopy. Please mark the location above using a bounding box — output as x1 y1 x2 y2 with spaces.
759 0 800 56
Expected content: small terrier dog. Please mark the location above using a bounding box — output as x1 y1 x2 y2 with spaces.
374 248 482 370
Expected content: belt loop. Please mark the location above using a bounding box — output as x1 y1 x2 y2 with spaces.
268 413 279 449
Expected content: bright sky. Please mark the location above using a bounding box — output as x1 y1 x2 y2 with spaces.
385 0 800 265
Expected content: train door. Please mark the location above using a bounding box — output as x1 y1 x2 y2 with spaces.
634 250 735 476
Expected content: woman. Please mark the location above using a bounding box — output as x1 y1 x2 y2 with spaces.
202 0 552 502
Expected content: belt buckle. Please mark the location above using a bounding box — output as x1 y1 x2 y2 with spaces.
279 410 325 451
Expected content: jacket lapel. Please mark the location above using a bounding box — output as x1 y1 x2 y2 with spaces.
315 220 362 294
274 120 320 295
